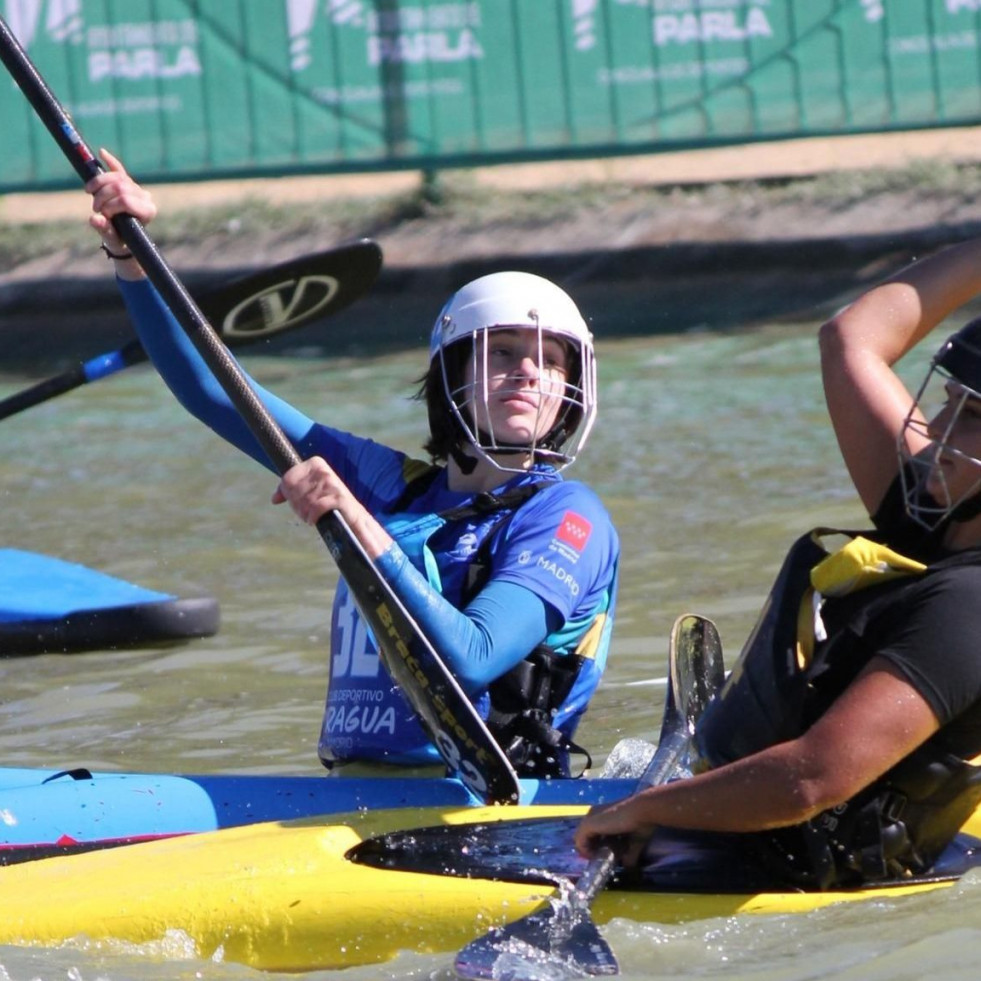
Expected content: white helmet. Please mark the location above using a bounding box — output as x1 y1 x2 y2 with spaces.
429 271 597 473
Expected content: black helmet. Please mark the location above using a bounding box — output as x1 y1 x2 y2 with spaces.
899 316 981 531
935 315 981 393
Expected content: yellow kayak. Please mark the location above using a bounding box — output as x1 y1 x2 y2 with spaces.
1 802 979 972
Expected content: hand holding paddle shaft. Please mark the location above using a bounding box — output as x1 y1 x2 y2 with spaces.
0 13 519 806
454 614 725 979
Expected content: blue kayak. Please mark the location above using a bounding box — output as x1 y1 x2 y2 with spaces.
0 764 635 862
2 785 980 974
0 549 219 655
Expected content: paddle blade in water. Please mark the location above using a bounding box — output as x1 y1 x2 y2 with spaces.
454 848 619 980
454 898 617 980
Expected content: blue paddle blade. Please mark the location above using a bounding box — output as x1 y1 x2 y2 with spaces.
454 891 618 980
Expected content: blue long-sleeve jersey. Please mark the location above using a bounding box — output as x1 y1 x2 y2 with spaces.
118 277 620 768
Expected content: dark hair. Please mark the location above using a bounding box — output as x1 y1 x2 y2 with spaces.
413 341 471 463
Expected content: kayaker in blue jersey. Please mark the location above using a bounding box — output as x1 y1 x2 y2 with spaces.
87 150 619 779
577 237 981 889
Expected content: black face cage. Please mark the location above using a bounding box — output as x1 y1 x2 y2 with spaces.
899 358 981 531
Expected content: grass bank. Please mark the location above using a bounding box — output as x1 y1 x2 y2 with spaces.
3 158 981 274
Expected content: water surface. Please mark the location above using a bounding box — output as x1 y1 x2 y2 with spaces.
1 317 975 981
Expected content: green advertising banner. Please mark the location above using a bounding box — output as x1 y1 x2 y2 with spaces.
2 0 981 192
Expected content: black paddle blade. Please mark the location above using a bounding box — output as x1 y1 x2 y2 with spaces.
671 613 725 738
200 239 382 342
349 816 582 883
454 898 618 980
0 242 383 424
454 848 620 980
318 511 522 805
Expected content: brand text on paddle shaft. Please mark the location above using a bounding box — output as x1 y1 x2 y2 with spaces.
375 602 492 765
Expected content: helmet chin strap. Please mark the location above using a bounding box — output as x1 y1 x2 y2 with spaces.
475 424 544 465
450 443 479 475
450 438 534 475
452 416 537 475
949 486 981 524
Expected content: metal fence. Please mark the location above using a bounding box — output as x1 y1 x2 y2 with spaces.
2 0 980 192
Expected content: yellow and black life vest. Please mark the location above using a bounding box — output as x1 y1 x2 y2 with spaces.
696 528 927 767
694 528 981 888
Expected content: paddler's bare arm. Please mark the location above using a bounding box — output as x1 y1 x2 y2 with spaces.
575 657 939 858
819 237 981 516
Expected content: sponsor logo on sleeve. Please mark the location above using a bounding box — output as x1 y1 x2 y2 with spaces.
551 510 592 563
536 555 580 597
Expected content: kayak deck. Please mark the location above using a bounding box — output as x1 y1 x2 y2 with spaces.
1 803 979 972
0 766 637 856
0 549 219 655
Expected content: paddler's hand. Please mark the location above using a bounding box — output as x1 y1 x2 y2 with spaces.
273 457 393 559
574 797 654 867
86 148 156 279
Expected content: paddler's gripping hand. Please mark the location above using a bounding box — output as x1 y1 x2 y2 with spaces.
574 796 655 868
85 147 156 278
273 456 394 560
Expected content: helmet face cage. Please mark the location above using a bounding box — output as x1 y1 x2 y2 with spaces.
430 272 597 475
439 322 596 474
899 357 981 531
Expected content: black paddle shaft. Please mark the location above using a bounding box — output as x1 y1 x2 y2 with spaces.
0 15 519 806
0 340 146 422
0 19 287 460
